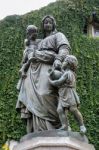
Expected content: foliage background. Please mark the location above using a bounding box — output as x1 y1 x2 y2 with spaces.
0 0 99 149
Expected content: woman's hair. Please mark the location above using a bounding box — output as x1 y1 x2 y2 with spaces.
62 55 78 71
41 15 56 37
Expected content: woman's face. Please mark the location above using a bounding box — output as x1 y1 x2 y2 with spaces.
43 17 53 32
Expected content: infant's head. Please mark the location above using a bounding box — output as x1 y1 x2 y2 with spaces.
62 55 78 71
26 25 38 40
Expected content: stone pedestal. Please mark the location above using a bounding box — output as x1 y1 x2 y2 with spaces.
13 130 95 150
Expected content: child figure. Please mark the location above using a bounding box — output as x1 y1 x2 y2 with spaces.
49 55 86 134
19 25 40 78
17 25 41 133
17 25 41 91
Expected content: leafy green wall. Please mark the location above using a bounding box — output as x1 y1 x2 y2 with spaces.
0 0 99 149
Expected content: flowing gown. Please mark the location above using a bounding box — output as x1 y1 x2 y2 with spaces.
16 31 70 131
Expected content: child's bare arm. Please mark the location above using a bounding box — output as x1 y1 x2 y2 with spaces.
49 72 67 87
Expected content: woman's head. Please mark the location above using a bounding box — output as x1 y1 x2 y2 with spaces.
42 15 56 33
62 55 78 71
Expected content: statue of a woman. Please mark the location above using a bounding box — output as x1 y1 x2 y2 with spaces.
16 15 71 133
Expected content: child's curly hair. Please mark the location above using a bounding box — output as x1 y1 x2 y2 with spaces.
25 25 38 46
62 55 78 71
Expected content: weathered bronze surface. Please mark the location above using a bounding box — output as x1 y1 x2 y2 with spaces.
16 15 70 133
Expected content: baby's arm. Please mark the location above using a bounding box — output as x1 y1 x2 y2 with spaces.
49 72 67 87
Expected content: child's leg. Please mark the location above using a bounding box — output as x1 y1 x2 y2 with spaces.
57 102 68 130
69 105 86 133
19 64 25 74
65 109 71 131
19 64 27 78
24 60 31 72
69 105 83 126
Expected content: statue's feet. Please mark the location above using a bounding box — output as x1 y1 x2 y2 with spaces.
58 125 68 130
80 125 87 134
68 126 72 131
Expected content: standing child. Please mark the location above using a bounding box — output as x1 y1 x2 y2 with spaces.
49 55 86 134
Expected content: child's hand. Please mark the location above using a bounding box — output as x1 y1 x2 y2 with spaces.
48 78 55 85
53 59 62 70
48 78 58 87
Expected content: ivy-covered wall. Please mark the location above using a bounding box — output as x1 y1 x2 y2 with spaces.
0 0 99 149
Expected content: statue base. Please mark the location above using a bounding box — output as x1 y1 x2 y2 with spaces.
13 130 95 150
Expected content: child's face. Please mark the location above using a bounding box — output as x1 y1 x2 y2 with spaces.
62 61 68 70
27 28 38 40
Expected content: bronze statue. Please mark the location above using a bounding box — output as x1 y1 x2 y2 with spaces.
49 55 86 134
16 15 71 133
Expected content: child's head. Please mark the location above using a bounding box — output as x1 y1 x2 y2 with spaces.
26 25 38 40
62 55 78 71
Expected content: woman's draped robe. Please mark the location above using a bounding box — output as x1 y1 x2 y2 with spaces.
16 32 70 131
